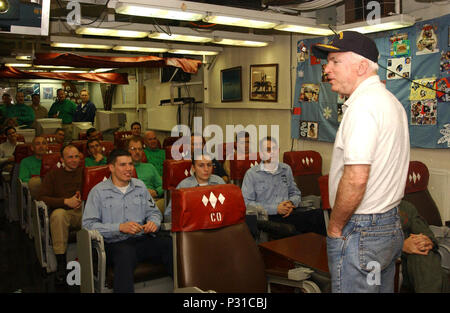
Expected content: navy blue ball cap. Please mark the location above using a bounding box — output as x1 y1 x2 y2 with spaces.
312 31 379 63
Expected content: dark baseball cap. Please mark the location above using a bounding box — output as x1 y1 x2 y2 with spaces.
312 31 379 63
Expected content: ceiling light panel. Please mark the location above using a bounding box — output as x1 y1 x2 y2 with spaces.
149 32 213 43
115 3 204 21
168 49 219 56
113 46 168 53
76 27 149 38
203 15 278 29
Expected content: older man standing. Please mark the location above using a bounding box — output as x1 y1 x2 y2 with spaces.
31 93 48 129
312 31 410 292
73 89 96 123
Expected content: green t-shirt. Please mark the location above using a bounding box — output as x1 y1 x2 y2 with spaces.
6 103 35 127
134 162 163 197
19 155 42 183
85 156 107 167
48 99 76 124
144 148 165 177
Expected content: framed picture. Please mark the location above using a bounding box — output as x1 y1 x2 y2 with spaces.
221 66 242 102
250 64 278 102
17 83 40 103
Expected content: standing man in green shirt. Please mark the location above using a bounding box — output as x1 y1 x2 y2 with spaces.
48 89 76 142
19 136 48 198
6 92 35 128
84 138 107 167
143 130 165 177
128 136 164 214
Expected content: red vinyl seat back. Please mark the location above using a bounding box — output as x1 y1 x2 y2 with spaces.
403 161 442 226
40 153 63 177
171 184 245 232
162 136 181 148
229 153 261 181
405 161 429 194
47 143 62 154
100 141 115 157
318 175 330 210
162 159 192 190
114 131 132 150
283 150 323 196
70 140 87 156
82 165 110 201
165 144 187 161
172 184 266 293
43 134 58 144
14 143 33 163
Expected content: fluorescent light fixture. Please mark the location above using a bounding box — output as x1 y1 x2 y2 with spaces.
76 27 149 38
169 49 219 56
113 45 168 53
149 32 213 43
51 42 113 49
5 63 31 67
203 15 277 29
34 65 74 69
52 70 89 73
213 38 269 47
50 36 113 50
337 14 415 34
115 3 204 21
274 24 334 36
16 55 32 61
90 68 117 73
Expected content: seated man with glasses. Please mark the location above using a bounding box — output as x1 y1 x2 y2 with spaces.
127 136 164 214
85 139 107 167
0 126 20 164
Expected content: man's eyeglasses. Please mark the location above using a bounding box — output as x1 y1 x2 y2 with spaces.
129 147 143 151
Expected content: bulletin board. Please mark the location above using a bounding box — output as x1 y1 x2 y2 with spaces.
291 14 450 148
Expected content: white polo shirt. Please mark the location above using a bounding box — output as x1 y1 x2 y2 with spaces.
329 75 410 214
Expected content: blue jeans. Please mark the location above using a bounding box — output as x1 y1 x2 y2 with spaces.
326 207 403 293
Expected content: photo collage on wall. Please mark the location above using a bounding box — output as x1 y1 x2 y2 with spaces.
299 121 318 140
387 33 411 80
410 78 437 125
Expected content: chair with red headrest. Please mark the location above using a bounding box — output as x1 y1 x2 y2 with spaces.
114 131 132 150
40 153 63 178
162 136 181 148
99 141 114 157
283 151 322 196
162 159 192 208
171 184 267 292
14 143 33 164
47 143 62 155
70 140 87 157
81 165 110 201
403 161 442 227
229 154 261 187
217 142 235 164
43 134 58 144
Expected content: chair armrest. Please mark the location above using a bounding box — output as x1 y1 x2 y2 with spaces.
77 228 106 293
160 222 172 231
